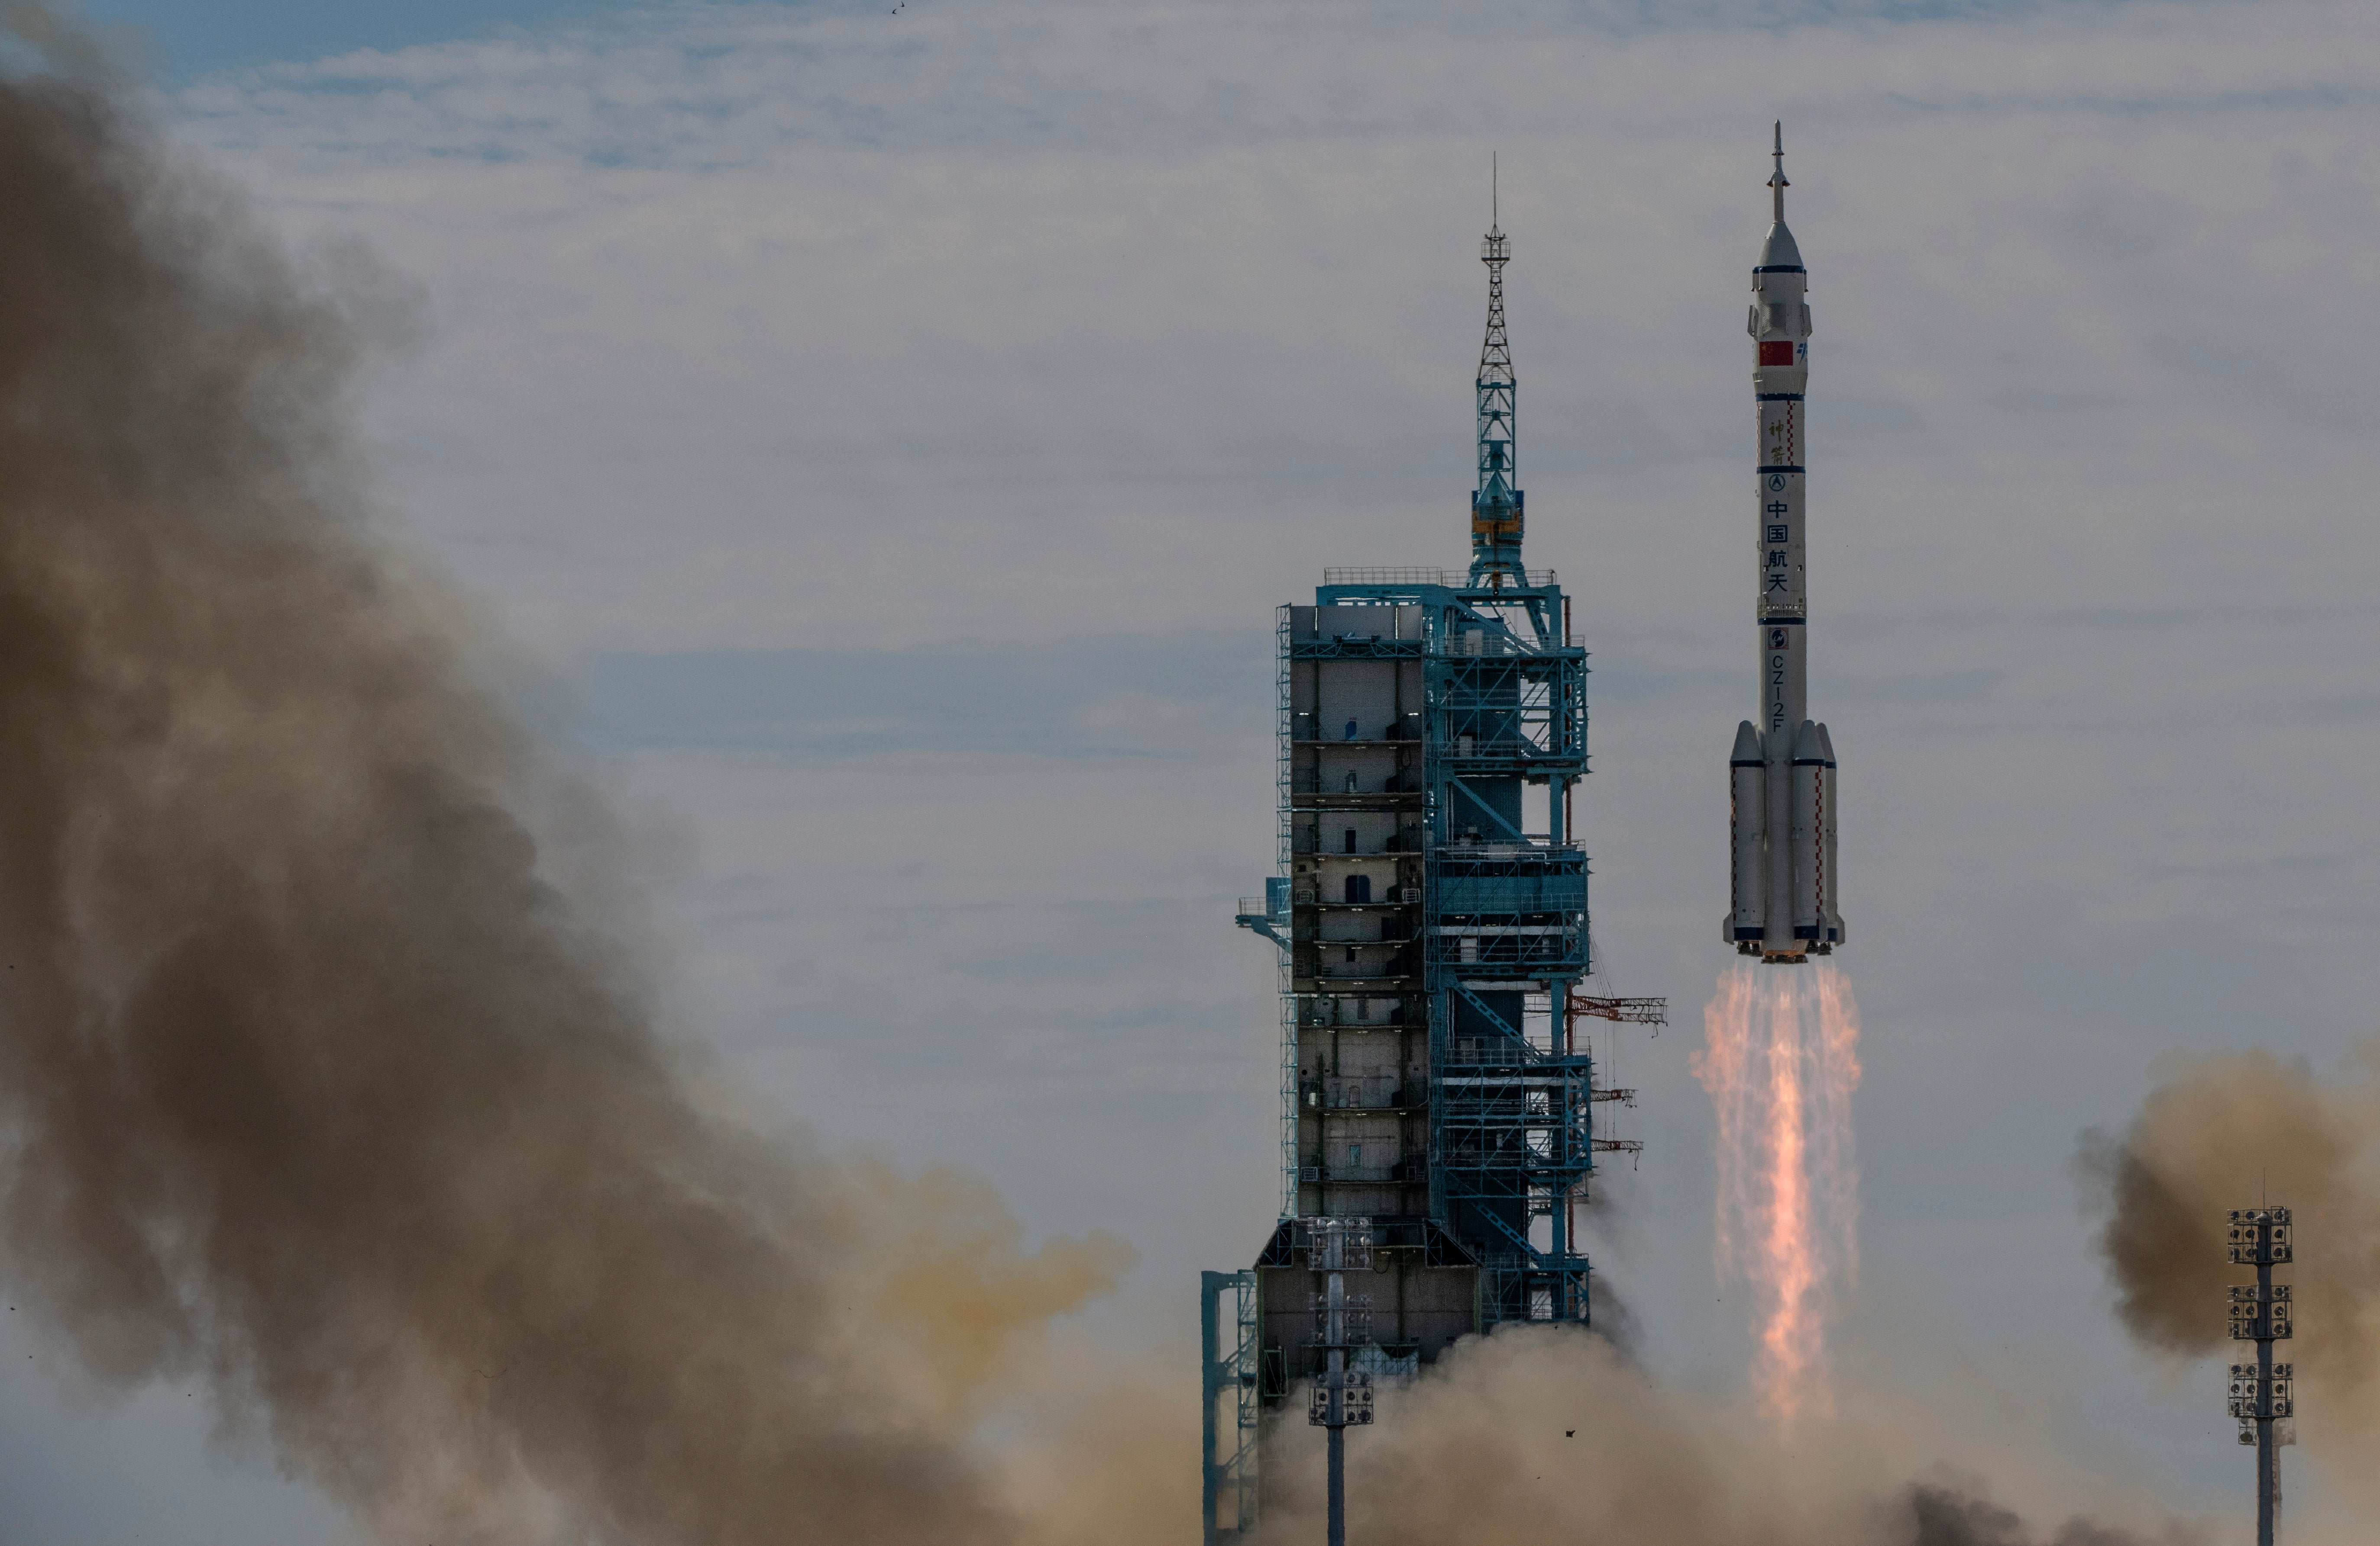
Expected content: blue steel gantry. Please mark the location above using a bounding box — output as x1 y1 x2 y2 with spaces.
1206 200 1647 1545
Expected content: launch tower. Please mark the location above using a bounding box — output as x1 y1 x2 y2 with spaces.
1202 189 1643 1543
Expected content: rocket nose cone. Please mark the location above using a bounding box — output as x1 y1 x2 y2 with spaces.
1814 721 1837 764
1791 719 1822 762
1758 221 1803 271
1730 720 1764 764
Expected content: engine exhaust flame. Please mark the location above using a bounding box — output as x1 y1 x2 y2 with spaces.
1693 961 1863 1418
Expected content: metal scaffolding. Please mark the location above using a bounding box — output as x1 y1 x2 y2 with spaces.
1200 1270 1261 1542
1290 571 1615 1324
1204 195 1657 1545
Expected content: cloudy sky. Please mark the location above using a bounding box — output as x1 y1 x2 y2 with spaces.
5 0 2379 1538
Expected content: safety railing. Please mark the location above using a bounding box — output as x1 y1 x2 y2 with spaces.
1322 566 1560 588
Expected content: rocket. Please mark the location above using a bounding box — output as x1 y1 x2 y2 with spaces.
1728 124 1844 962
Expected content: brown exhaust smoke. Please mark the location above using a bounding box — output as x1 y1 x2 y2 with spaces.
2082 1044 2380 1510
0 34 1122 1546
1250 1329 2199 1546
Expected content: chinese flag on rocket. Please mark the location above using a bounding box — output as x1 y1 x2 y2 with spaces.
1758 341 1795 365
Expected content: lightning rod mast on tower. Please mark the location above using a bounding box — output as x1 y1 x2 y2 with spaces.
1471 155 1523 587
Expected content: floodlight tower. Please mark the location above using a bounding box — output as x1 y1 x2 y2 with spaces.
2225 1207 2295 1546
1304 1217 1375 1546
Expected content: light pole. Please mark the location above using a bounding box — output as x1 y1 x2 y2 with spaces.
2225 1207 2294 1546
1303 1217 1375 1546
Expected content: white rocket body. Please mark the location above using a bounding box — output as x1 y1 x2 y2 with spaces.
1725 129 1845 962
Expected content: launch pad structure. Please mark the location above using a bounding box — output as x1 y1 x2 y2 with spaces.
1203 181 1653 1543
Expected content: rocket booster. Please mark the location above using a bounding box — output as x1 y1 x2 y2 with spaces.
1727 124 1844 962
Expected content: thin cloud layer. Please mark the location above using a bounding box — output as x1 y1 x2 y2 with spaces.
174 0 2380 652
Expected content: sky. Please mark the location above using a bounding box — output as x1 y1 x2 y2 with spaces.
6 0 2380 1539
71 0 639 79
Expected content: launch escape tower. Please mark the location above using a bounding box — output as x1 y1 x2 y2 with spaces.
1202 188 1653 1544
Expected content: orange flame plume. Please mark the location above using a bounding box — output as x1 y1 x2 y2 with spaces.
1692 962 1863 1419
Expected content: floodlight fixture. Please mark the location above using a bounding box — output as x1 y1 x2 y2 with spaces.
2224 1206 2297 1546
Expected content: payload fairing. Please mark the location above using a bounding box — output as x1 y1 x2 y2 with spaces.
1728 126 1845 962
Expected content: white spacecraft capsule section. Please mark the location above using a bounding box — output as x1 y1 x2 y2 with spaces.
1728 720 1766 943
1790 720 1824 941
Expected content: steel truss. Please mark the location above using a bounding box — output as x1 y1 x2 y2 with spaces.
1200 1270 1261 1541
1309 578 1602 1328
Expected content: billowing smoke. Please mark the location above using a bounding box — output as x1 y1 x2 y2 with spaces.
1249 1330 2199 1546
0 33 1125 1546
2082 1045 2380 1510
1903 1484 2186 1546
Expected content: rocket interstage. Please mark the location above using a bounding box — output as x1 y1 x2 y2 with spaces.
1728 124 1844 963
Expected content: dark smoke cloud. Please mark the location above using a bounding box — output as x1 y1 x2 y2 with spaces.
0 26 1121 1546
1904 1484 2192 1546
1582 1258 1642 1361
